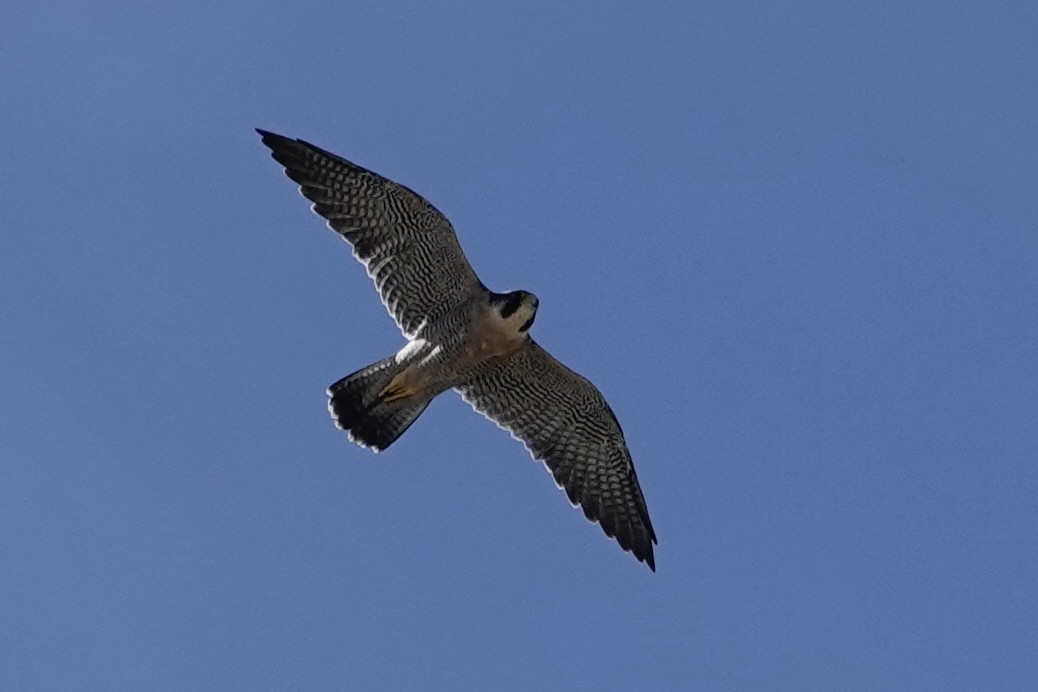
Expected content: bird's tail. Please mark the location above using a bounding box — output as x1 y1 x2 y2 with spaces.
327 356 431 452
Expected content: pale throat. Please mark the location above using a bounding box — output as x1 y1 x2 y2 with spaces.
459 303 531 360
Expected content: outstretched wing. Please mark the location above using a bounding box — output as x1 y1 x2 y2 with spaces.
258 129 482 338
456 340 658 570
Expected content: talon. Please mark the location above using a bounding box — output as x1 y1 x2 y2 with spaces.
379 376 417 403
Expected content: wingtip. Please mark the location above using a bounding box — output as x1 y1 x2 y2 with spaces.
256 128 302 151
637 545 656 572
256 127 287 144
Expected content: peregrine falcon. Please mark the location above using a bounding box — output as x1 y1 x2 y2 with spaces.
258 129 658 570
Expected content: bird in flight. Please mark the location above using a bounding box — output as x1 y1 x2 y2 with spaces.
258 129 658 570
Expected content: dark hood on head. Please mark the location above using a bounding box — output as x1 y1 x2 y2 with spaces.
497 291 526 319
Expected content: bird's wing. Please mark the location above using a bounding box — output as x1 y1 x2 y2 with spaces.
456 339 657 570
258 129 482 338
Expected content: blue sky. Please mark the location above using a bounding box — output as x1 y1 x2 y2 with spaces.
2 1 1036 689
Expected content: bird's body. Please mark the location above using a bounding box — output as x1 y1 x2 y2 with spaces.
258 129 658 570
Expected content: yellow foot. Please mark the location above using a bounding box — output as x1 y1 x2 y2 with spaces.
379 376 418 403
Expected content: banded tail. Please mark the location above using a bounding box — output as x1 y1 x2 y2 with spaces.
327 357 431 452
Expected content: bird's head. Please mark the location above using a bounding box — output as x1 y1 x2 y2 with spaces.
493 290 539 334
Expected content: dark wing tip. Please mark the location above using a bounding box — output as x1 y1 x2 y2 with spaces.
256 129 339 195
582 490 657 572
256 128 305 169
623 521 657 572
637 535 657 572
255 129 382 187
256 128 325 162
256 127 292 147
256 128 313 161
